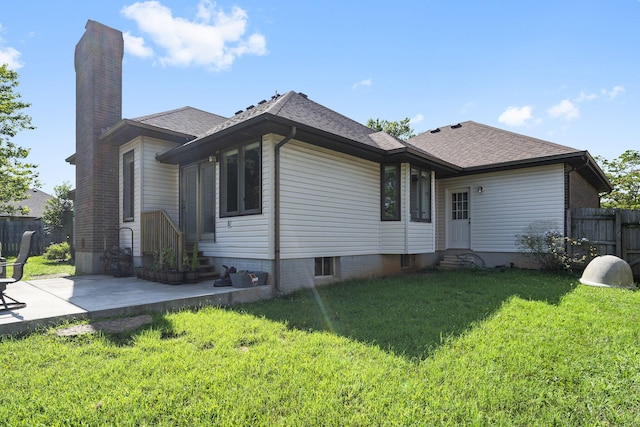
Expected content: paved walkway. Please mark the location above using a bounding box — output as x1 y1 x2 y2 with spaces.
0 275 273 336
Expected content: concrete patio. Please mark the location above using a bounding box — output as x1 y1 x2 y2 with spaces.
0 275 273 336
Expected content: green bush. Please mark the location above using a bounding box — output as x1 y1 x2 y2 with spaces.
43 241 70 261
516 220 597 271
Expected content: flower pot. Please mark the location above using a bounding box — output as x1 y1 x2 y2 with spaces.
167 270 183 285
157 270 168 284
184 270 200 283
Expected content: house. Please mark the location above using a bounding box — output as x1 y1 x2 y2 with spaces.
2 188 52 221
69 21 611 293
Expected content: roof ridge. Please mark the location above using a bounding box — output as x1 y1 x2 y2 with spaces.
132 106 226 122
265 90 296 116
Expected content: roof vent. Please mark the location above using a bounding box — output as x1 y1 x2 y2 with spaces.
234 110 243 115
258 99 267 105
451 123 462 129
299 92 308 98
430 128 441 134
246 105 255 111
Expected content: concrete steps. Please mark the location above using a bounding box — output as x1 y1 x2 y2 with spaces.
438 254 466 270
438 253 485 270
186 246 219 281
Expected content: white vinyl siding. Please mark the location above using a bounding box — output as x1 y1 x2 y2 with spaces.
380 164 435 254
279 140 380 259
436 164 565 252
119 137 179 258
202 135 436 260
141 138 180 221
408 168 436 253
200 136 273 259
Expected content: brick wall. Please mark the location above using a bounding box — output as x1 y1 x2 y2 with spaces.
74 21 123 274
566 165 601 209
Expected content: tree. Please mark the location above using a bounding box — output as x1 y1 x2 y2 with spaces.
367 117 416 140
0 64 39 214
596 150 640 210
42 181 74 242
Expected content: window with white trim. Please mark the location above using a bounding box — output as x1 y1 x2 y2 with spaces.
410 166 431 222
381 164 401 221
315 257 334 276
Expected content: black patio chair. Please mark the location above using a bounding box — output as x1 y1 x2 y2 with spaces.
0 230 36 311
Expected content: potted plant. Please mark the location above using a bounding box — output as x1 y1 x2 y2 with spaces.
162 246 182 285
184 242 200 283
149 251 161 282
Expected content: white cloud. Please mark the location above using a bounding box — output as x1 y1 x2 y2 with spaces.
123 32 154 58
351 78 372 90
0 23 24 69
121 0 267 71
602 85 625 99
574 91 598 102
498 106 534 126
548 99 579 120
460 101 475 114
0 46 23 70
410 113 424 125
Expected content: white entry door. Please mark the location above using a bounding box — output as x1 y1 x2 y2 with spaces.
447 188 470 248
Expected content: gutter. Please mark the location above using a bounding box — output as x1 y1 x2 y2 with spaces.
274 126 297 293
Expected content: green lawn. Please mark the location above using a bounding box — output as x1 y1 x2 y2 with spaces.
5 254 74 280
1 269 639 425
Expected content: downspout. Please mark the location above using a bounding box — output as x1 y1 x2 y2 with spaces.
274 126 297 293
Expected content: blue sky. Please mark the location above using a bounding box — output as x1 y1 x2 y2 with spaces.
1 0 638 194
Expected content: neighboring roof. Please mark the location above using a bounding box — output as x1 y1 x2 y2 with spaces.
407 121 612 192
3 188 52 219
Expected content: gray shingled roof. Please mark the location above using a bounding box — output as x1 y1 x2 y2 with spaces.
5 188 52 219
190 91 405 150
407 121 581 168
131 106 228 137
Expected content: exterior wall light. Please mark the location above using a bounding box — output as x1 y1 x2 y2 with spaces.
477 186 483 193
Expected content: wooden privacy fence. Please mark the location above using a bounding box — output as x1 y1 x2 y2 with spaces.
568 208 640 279
0 220 46 257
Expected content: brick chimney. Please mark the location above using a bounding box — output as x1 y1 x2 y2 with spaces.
74 20 123 274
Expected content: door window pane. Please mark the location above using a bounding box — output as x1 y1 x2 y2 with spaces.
200 163 215 234
183 167 198 234
452 192 469 220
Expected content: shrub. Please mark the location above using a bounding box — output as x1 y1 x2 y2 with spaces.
516 221 597 271
43 242 71 261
